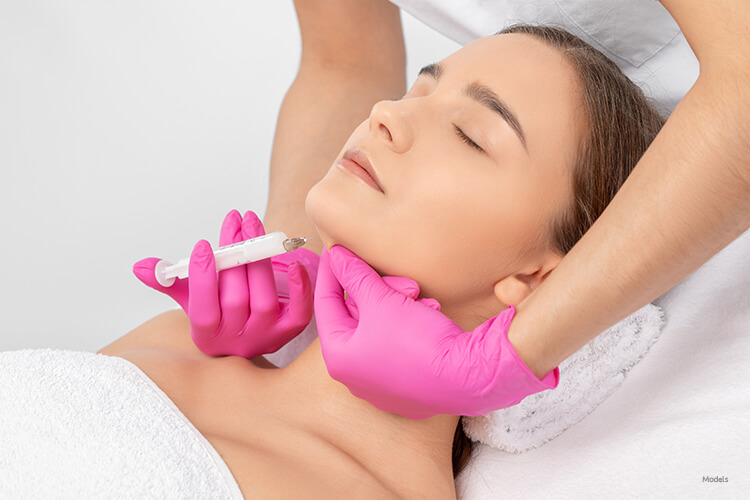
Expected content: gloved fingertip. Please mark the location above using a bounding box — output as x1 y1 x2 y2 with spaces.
241 210 264 238
242 209 260 222
133 257 153 270
132 258 159 284
382 276 420 299
292 262 314 294
327 244 353 260
220 210 244 246
194 239 213 254
325 245 350 276
284 260 297 281
420 298 442 312
223 209 242 224
289 260 308 281
226 210 243 229
324 245 386 301
191 239 214 268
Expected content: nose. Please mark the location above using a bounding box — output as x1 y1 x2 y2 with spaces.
368 99 414 153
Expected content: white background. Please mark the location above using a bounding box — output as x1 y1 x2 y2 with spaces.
0 1 460 352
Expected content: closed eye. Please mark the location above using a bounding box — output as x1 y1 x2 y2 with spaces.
454 125 483 153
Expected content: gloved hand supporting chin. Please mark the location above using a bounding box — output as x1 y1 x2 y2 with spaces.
314 245 559 419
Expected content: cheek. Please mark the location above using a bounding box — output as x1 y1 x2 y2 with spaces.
305 171 391 260
376 168 544 303
306 176 440 287
361 180 506 302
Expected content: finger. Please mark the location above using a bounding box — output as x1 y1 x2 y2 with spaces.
343 276 416 321
314 247 358 341
418 297 442 312
187 240 222 341
219 209 243 246
132 257 189 311
217 210 250 333
241 211 279 319
241 209 264 238
381 276 420 299
327 246 407 311
271 248 319 301
277 261 313 334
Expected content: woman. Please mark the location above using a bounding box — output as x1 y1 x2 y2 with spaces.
0 26 657 498
94 26 665 498
278 0 750 422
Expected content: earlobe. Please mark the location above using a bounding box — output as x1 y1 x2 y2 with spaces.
493 275 533 307
492 250 563 306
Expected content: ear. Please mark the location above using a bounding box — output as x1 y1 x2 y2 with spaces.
492 249 563 306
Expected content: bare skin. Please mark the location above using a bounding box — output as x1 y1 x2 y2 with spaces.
99 310 457 499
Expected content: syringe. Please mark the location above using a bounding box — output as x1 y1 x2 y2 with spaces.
154 232 307 287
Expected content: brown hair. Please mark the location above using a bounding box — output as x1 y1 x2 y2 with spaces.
451 24 666 478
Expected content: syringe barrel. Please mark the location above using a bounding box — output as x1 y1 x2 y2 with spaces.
213 232 287 271
154 232 289 287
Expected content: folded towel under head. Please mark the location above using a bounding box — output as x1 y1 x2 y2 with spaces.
463 303 665 453
0 349 243 499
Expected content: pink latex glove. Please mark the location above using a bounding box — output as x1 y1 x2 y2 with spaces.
133 210 318 358
315 246 560 419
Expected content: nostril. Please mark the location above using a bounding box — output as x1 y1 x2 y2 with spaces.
379 123 392 142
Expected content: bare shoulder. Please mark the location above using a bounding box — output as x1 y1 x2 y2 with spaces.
98 309 199 357
110 349 399 498
99 310 279 368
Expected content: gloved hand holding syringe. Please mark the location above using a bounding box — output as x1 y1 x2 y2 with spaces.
153 231 308 287
134 209 317 359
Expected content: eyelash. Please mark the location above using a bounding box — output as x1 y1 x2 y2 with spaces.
454 125 483 153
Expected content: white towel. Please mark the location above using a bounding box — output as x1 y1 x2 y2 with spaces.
0 349 243 499
456 229 750 498
463 303 665 453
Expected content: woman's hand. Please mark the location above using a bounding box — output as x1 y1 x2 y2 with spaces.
315 246 560 419
132 210 317 358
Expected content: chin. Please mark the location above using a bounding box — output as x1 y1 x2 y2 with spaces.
305 178 346 252
305 180 386 277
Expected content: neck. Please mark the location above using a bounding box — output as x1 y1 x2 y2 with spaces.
281 336 459 492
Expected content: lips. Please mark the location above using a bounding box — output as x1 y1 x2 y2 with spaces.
337 147 384 193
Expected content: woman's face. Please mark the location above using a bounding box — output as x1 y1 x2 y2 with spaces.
306 34 586 327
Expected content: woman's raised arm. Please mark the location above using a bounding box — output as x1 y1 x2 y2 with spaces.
510 0 750 377
263 0 406 246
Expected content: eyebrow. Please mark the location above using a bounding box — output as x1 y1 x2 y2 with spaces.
418 62 528 152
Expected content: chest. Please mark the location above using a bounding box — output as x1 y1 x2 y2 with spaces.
115 350 395 499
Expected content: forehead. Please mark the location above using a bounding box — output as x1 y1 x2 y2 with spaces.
441 34 586 163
